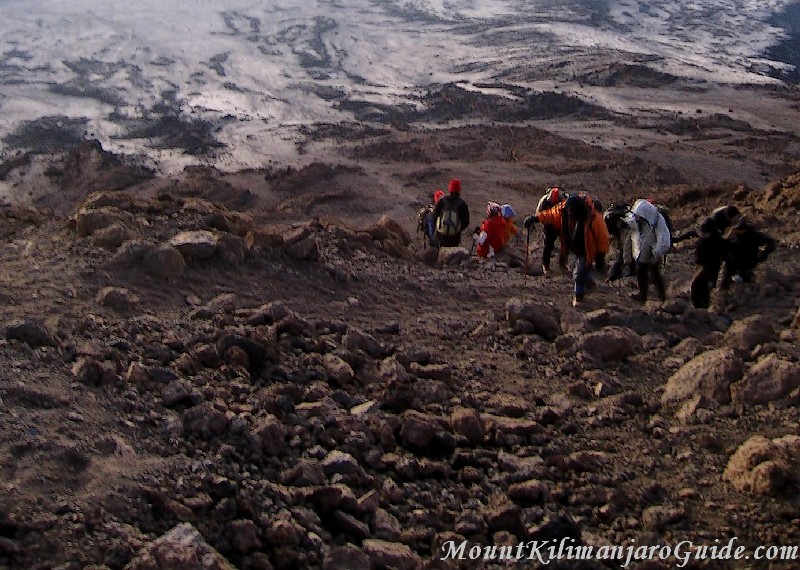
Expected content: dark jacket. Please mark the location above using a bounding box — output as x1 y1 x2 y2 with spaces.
433 193 470 247
727 220 776 269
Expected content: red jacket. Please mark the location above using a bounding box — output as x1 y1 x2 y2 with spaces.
476 215 508 258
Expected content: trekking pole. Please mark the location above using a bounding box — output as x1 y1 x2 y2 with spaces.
524 225 531 284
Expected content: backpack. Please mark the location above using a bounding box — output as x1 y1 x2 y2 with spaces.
417 204 434 235
603 203 631 234
655 204 675 238
436 203 462 236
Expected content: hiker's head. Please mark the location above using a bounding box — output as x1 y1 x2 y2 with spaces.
434 190 445 204
501 204 515 219
486 201 501 218
725 205 742 225
549 187 560 203
565 195 589 221
448 178 461 195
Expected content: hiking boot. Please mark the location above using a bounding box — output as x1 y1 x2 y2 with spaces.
542 264 551 276
572 297 580 307
630 292 647 303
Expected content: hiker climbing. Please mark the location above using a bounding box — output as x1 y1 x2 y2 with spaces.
626 198 671 302
689 216 732 309
719 215 776 288
537 193 609 307
522 186 569 275
603 202 635 282
417 189 445 247
433 178 470 248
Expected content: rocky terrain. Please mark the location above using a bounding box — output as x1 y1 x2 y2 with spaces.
1 95 800 570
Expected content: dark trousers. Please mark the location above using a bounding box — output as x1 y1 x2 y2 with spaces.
636 263 666 301
691 262 721 308
542 225 566 269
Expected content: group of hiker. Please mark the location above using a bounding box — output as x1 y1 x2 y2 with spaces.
418 179 776 309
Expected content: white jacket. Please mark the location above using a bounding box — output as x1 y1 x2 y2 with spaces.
628 199 671 264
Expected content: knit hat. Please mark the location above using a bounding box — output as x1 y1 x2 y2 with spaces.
433 190 445 204
549 187 560 202
448 178 461 194
501 204 515 219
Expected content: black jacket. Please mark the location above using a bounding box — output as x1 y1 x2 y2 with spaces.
433 194 470 247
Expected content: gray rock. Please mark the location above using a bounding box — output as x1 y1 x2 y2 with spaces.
168 230 220 260
5 319 56 347
577 326 642 362
662 347 744 408
505 298 562 340
731 354 800 406
123 522 235 570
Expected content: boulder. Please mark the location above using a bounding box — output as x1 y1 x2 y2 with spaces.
366 215 412 246
123 522 235 570
722 314 778 354
731 355 800 406
285 236 320 261
723 435 800 496
449 407 485 444
323 354 355 385
438 246 470 266
142 245 186 278
4 319 57 347
505 298 562 340
361 539 421 570
96 287 138 311
577 326 642 362
244 228 285 250
168 230 219 260
661 347 744 408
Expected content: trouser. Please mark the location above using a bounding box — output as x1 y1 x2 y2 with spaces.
573 256 594 300
424 214 438 247
690 262 721 309
636 262 666 301
542 225 567 269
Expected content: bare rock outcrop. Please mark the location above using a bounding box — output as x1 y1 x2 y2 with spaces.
723 435 800 496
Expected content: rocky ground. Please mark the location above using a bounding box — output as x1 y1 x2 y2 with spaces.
1 85 800 570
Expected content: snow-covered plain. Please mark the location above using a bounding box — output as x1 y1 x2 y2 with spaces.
0 0 796 172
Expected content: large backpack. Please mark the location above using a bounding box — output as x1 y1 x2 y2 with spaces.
436 203 462 236
417 204 434 235
655 204 675 239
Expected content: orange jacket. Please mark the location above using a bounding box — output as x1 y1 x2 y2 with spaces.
476 215 508 258
535 201 565 230
539 202 609 263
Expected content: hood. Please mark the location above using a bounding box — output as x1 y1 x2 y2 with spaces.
631 198 659 226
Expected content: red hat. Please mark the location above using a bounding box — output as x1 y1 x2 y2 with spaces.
448 178 461 194
433 189 445 204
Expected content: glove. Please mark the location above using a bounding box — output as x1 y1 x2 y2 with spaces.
473 225 481 235
522 215 538 229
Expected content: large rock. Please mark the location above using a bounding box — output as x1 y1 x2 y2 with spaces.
4 319 57 347
366 215 412 246
449 407 485 444
505 299 562 340
75 207 131 238
96 287 139 311
722 314 778 354
577 326 642 362
723 435 800 496
123 522 235 570
361 539 421 570
168 230 220 260
661 347 744 407
142 245 186 278
731 355 800 406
